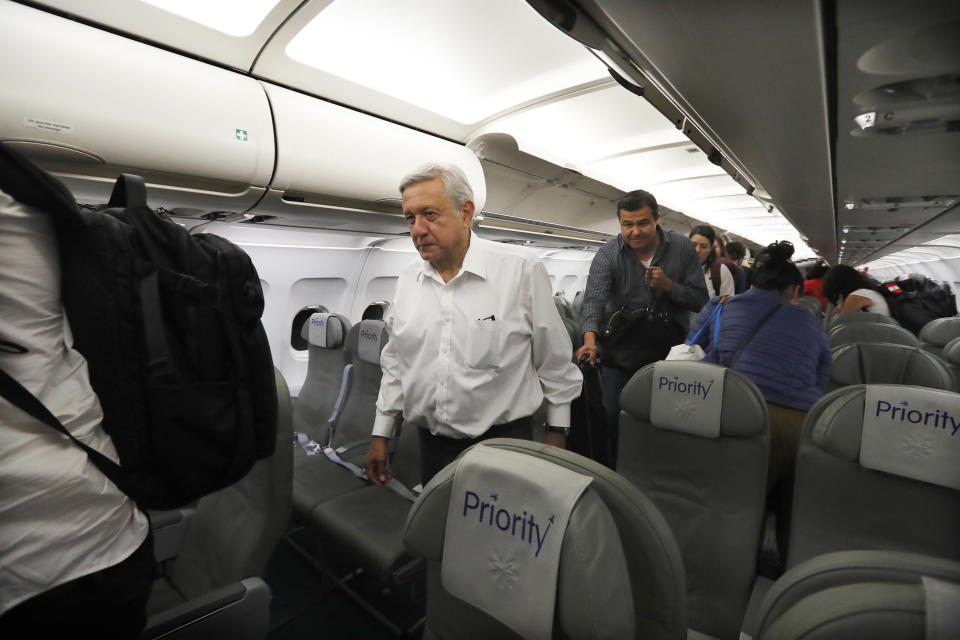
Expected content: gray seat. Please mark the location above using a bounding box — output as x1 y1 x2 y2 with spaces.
404 438 687 640
293 312 352 449
309 420 424 585
795 295 823 319
618 361 769 640
830 342 955 391
826 311 900 331
919 317 960 358
572 289 584 319
142 368 294 639
943 337 960 391
788 385 960 568
553 292 576 324
293 320 390 519
828 322 920 349
756 551 960 640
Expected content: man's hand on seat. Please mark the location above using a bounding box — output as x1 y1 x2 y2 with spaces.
364 436 393 486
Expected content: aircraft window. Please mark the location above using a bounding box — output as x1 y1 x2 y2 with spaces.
284 0 606 124
141 0 281 37
362 301 390 321
290 305 328 351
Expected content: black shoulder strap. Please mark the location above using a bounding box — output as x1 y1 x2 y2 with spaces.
0 367 133 495
725 302 783 367
107 173 148 209
0 142 82 227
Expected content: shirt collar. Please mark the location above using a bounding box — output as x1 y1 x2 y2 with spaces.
416 232 486 284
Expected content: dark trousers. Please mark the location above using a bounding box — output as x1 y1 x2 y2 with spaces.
600 365 638 469
418 416 533 484
0 531 154 639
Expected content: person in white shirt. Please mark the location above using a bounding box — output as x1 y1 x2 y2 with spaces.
0 189 152 637
822 264 891 317
363 164 582 484
689 225 737 298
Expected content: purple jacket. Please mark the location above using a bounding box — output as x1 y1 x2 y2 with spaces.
687 288 831 411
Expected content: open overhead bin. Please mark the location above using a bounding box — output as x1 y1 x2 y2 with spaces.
254 83 486 233
0 2 274 211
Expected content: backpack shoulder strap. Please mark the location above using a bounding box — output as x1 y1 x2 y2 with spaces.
0 367 133 495
0 142 82 228
709 259 721 295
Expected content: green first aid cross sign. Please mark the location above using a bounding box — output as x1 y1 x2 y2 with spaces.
236 129 248 141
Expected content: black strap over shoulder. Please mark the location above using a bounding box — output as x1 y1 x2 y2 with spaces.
0 367 134 496
725 302 783 367
107 173 148 209
0 142 82 227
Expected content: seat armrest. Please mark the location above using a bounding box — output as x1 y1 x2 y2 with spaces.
150 509 195 564
141 577 271 640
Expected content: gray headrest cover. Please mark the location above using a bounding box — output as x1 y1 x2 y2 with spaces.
305 312 344 348
944 337 960 366
356 320 387 364
921 318 960 348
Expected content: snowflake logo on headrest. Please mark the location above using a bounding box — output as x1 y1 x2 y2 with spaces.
488 546 519 591
674 398 697 420
901 434 934 459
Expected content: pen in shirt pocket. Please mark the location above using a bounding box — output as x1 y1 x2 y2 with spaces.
477 314 496 322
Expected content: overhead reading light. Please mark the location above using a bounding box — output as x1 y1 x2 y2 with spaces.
844 202 855 210
140 0 280 36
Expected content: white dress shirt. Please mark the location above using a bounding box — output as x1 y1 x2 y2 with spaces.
0 190 148 615
373 234 582 439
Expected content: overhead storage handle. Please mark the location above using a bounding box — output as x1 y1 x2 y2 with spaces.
108 173 148 209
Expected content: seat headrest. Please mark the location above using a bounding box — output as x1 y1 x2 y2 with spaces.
350 319 388 364
830 343 954 389
620 361 768 438
303 312 347 348
920 317 960 347
809 385 960 491
944 337 960 366
828 323 920 349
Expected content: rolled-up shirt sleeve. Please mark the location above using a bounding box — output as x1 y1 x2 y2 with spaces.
669 242 710 312
579 247 614 336
372 306 404 438
529 261 583 428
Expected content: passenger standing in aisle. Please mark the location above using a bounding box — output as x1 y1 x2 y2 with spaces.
364 164 582 485
576 190 707 465
0 189 153 638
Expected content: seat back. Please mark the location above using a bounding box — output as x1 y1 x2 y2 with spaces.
404 439 687 640
572 289 584 318
167 367 293 595
795 295 823 319
827 311 900 331
756 551 960 640
920 317 960 358
830 343 955 390
788 385 960 568
330 320 388 449
943 337 960 392
361 300 390 321
553 292 576 324
828 322 920 349
617 361 769 640
293 312 351 445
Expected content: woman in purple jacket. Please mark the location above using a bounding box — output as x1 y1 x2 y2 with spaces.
687 241 831 560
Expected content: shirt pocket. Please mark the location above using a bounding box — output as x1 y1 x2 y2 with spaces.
465 318 502 369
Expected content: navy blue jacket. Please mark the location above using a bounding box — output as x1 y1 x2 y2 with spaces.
687 288 831 411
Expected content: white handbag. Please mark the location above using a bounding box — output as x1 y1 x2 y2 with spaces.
665 296 727 361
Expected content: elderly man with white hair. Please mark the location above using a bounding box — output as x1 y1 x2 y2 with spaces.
364 163 582 485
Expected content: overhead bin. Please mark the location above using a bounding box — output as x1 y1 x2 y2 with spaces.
254 83 486 233
0 2 274 211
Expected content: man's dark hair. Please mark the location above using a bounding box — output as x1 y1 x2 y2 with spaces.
725 241 746 261
754 241 803 292
616 190 658 219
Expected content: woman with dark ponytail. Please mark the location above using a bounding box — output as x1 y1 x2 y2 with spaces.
686 240 831 560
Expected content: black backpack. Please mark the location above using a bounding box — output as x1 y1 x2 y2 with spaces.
0 142 277 509
879 274 958 335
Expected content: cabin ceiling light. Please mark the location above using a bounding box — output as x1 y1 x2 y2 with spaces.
140 0 280 36
286 0 608 124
